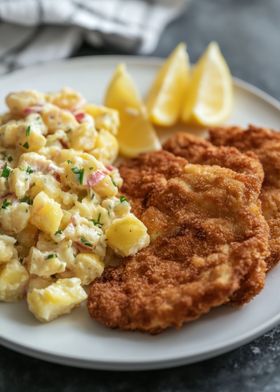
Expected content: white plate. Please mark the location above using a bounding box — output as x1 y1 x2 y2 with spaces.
1 56 280 371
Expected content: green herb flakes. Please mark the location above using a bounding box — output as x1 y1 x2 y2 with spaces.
120 195 127 203
25 125 31 137
1 199 11 209
80 237 93 247
26 166 34 174
91 213 103 228
45 253 57 260
1 164 11 179
20 196 33 205
71 166 84 184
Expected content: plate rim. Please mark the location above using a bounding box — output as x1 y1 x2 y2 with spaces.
1 55 280 371
1 312 280 371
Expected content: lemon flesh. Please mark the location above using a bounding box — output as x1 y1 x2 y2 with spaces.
181 42 233 126
146 43 190 127
104 64 161 158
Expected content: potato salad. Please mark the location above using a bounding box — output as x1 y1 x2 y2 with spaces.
0 88 150 322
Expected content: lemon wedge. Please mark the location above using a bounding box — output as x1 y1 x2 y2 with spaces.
146 43 190 126
104 64 161 158
181 42 233 126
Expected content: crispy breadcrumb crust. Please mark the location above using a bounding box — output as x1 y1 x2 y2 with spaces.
163 132 264 193
209 124 280 270
163 132 268 304
88 151 269 333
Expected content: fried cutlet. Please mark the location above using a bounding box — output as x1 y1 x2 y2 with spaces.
163 133 267 304
163 132 264 193
88 151 269 333
209 125 280 270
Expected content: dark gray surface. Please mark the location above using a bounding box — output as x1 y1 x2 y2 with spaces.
1 1 280 391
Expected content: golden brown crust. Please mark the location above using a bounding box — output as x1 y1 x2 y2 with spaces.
120 150 187 218
163 132 264 193
88 151 269 333
209 124 280 269
163 132 268 304
209 125 280 153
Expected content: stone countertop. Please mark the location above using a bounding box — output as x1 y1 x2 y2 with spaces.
1 1 280 391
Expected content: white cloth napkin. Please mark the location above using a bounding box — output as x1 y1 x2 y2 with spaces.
0 0 189 74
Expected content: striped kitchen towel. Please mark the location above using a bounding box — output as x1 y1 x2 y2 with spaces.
0 0 189 74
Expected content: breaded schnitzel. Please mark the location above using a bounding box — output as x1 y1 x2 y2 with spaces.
163 132 264 193
88 151 269 333
163 133 267 304
209 125 280 270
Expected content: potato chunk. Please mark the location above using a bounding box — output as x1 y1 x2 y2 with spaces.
18 130 46 152
29 174 62 202
9 168 30 199
0 235 17 264
69 123 97 151
69 253 104 285
91 130 119 165
41 105 78 133
28 247 66 277
84 104 119 135
92 174 118 198
6 90 45 114
106 214 150 257
30 191 63 234
27 278 87 322
46 88 85 111
0 259 29 302
0 202 31 234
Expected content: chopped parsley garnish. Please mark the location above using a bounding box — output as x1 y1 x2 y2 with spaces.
26 166 34 174
80 237 93 247
7 156 13 162
1 199 11 209
55 229 63 235
71 166 84 184
111 177 117 187
91 213 102 228
20 196 33 205
67 160 73 164
45 253 57 260
22 142 29 149
66 128 72 134
120 195 127 203
25 125 31 136
1 164 12 178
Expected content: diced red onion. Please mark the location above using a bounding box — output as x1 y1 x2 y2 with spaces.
75 112 85 122
24 105 43 115
87 170 106 187
106 165 114 172
74 242 95 252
